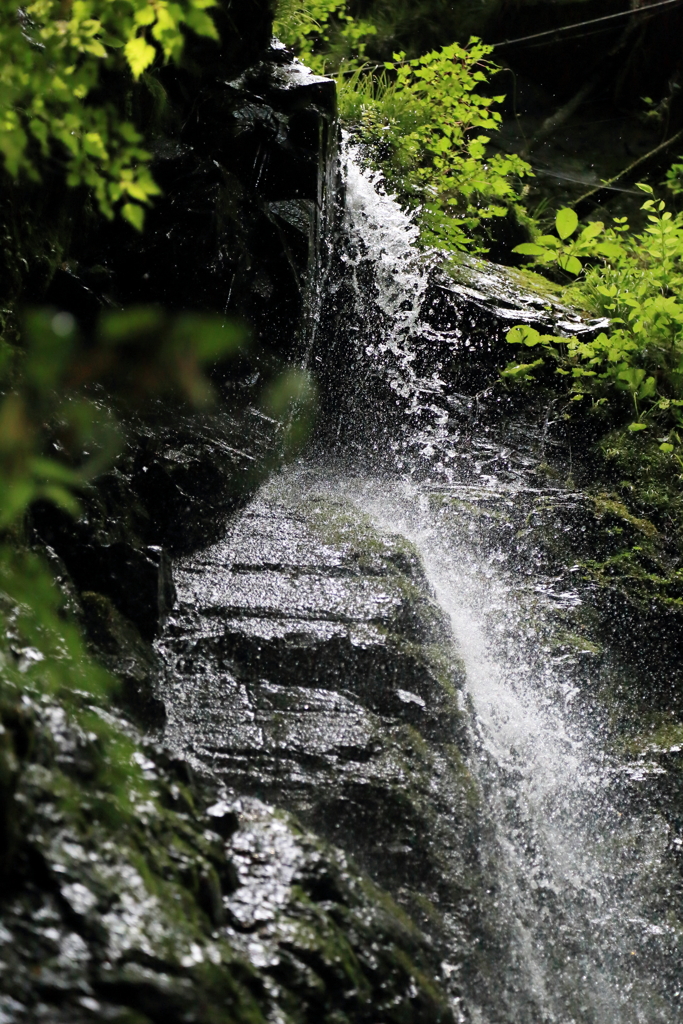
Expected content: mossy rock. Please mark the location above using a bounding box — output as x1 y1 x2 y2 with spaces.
0 681 455 1023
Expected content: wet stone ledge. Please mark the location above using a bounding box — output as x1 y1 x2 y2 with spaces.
0 687 456 1024
157 483 499 1012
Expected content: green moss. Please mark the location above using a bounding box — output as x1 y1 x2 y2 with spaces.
622 715 683 755
591 494 659 538
547 628 602 657
445 254 565 303
579 549 683 612
443 743 481 811
304 495 420 576
594 430 683 538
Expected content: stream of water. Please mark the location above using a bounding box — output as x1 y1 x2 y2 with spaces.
346 476 680 1024
310 145 683 1022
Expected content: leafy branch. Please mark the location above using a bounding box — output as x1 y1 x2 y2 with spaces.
0 0 220 228
503 185 683 446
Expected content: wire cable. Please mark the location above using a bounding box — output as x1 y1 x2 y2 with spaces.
331 0 683 74
491 0 683 50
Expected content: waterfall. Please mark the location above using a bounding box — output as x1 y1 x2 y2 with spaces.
305 143 683 1022
342 476 680 1024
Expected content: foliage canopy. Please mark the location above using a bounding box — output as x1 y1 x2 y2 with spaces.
0 0 219 227
504 186 683 446
276 0 532 252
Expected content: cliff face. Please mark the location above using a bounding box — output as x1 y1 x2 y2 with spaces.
0 15 465 1024
4 6 683 1022
30 37 340 634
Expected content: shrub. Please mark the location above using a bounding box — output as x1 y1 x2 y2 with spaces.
504 186 683 444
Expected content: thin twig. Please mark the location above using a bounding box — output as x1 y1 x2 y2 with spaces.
572 127 683 211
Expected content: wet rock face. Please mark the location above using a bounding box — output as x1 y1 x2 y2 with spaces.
223 799 455 1024
31 44 339 686
157 483 488 1008
312 155 609 465
72 45 338 360
30 404 280 705
0 690 454 1024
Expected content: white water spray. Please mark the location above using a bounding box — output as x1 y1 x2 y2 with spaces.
337 476 678 1024
322 147 683 1022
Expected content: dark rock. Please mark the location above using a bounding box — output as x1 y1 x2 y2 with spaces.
79 591 166 728
0 685 456 1024
76 46 338 361
205 799 240 838
312 229 610 459
157 486 489 1012
95 543 175 639
128 408 278 555
31 499 174 640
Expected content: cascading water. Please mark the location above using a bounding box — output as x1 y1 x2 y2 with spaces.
333 476 680 1024
304 143 683 1021
156 139 682 1024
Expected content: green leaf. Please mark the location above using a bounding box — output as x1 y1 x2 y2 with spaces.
170 315 247 360
595 242 623 259
0 482 36 527
134 6 157 27
184 8 219 38
512 243 547 256
555 207 578 240
637 375 656 400
660 442 675 452
22 310 77 389
121 203 145 231
506 325 541 347
29 457 82 486
38 484 81 516
500 358 544 379
617 367 646 391
124 36 156 79
99 306 165 344
627 421 649 431
83 131 108 161
635 182 654 193
579 221 603 241
557 254 582 276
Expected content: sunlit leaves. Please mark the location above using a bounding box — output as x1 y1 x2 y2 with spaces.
82 131 108 160
505 186 683 438
274 0 376 74
513 208 620 279
557 254 582 276
556 207 578 240
0 0 219 224
280 3 532 252
500 357 544 381
121 202 145 230
372 39 533 251
513 243 547 257
506 325 542 347
124 35 156 78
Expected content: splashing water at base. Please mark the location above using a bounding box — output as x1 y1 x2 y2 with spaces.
331 474 681 1024
304 143 683 1021
265 460 681 1023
